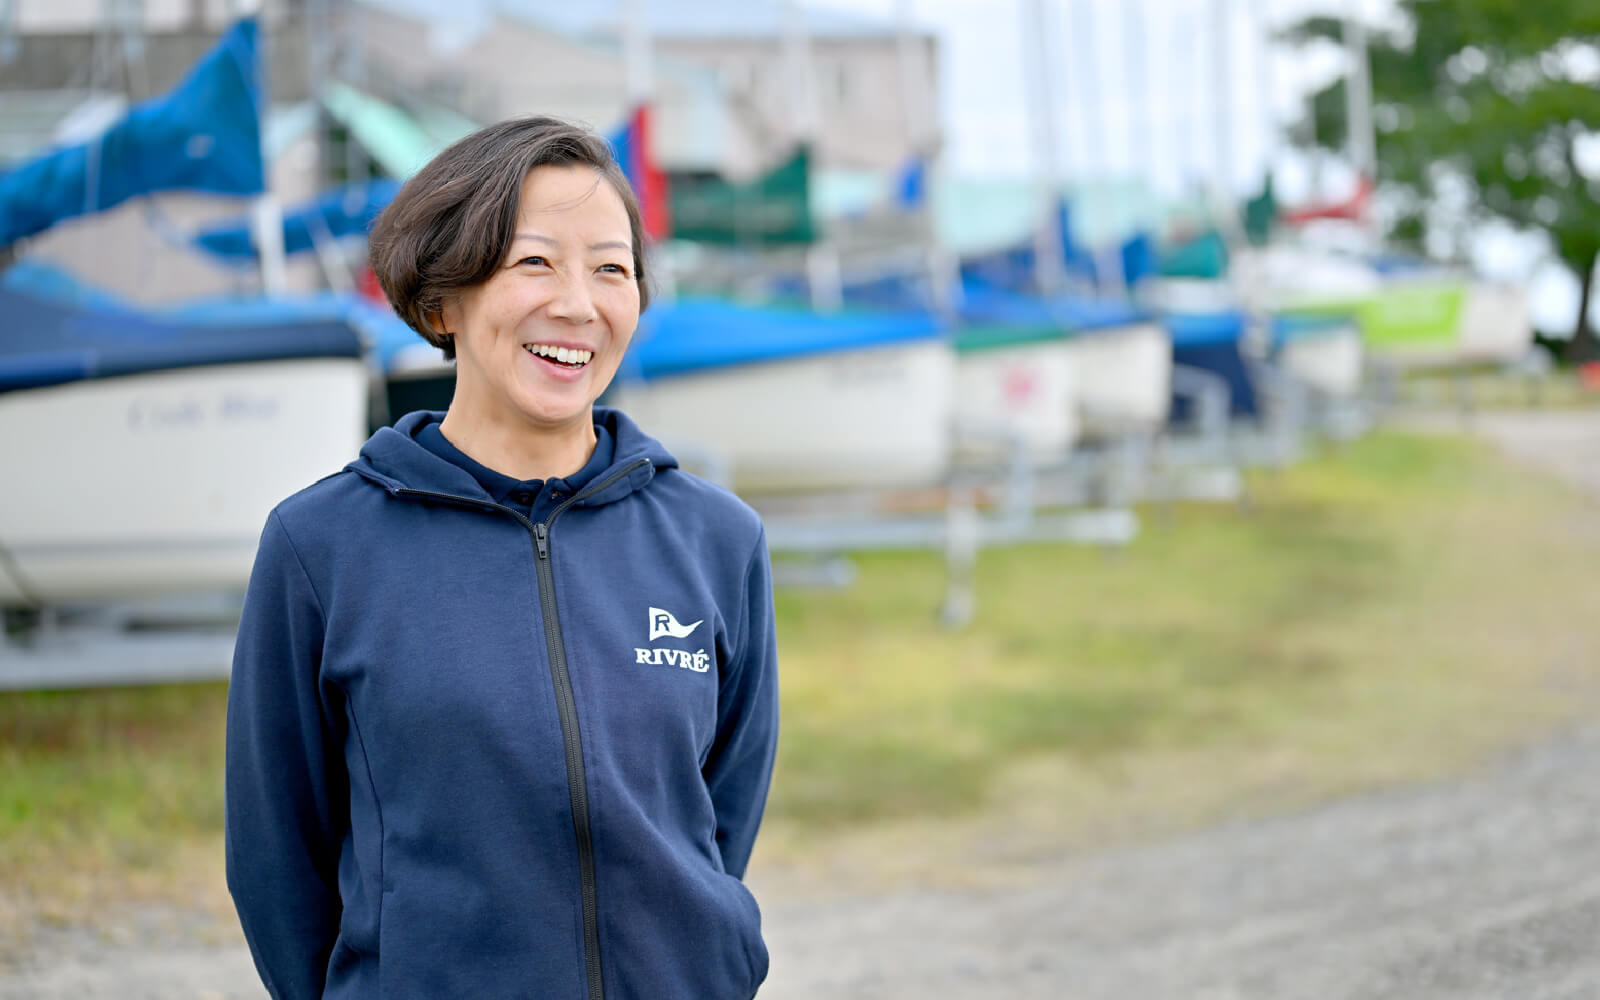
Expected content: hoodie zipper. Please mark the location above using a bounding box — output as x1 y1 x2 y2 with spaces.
531 457 648 1000
394 455 649 1000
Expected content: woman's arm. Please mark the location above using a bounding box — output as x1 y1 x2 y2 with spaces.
225 511 347 999
704 527 781 880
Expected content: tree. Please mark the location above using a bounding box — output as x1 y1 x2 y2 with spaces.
1288 1 1600 361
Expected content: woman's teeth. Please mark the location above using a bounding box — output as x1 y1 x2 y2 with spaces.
524 344 593 367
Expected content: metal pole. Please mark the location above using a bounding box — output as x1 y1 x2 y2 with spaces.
1342 0 1376 179
895 0 927 154
1250 0 1276 183
1211 0 1234 201
238 0 285 295
1172 5 1203 195
1121 0 1148 176
1023 0 1067 293
1074 0 1103 179
781 0 819 145
621 0 653 106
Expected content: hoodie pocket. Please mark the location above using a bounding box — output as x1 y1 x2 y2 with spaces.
727 874 770 995
602 861 768 999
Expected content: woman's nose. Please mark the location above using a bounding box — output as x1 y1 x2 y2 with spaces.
546 273 598 323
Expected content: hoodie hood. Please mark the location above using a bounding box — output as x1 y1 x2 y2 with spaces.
346 406 678 507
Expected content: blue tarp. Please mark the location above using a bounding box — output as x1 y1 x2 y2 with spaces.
618 299 945 381
957 277 1149 332
0 278 366 393
192 178 400 261
816 270 1149 335
957 203 1159 294
0 19 264 248
1165 311 1257 420
958 202 1099 294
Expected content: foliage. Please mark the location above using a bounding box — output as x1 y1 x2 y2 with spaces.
1286 1 1600 352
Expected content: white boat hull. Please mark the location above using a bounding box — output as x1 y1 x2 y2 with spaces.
1280 323 1365 398
0 359 370 605
954 342 1079 460
608 341 955 493
1064 322 1172 440
1457 283 1533 364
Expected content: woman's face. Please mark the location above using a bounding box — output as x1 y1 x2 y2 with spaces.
441 164 640 437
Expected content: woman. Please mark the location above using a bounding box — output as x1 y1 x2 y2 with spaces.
225 117 778 1000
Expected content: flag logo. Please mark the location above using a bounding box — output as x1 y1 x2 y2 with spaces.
649 607 703 642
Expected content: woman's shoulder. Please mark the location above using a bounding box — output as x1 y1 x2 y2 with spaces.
266 468 383 548
647 467 765 541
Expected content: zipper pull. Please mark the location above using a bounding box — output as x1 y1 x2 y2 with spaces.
533 522 550 560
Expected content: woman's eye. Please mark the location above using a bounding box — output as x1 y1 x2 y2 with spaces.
599 263 630 277
518 255 548 267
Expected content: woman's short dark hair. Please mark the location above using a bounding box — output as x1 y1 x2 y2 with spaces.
369 115 649 360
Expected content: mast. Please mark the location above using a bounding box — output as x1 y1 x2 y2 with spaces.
1342 0 1376 180
1210 0 1234 203
1073 0 1103 181
1121 0 1148 179
895 0 927 155
621 0 653 110
781 0 820 147
895 0 956 313
1022 0 1067 294
237 0 284 295
782 0 839 310
620 0 675 299
1250 0 1276 186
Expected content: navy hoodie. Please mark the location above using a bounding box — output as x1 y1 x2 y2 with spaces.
225 407 778 999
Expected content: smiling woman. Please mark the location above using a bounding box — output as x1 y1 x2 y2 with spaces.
224 117 778 1000
435 165 642 477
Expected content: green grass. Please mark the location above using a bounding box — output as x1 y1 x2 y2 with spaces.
768 431 1600 836
4 429 1599 930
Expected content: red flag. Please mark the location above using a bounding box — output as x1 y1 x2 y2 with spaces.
627 105 670 241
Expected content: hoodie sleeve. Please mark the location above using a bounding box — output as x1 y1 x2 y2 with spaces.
225 511 347 999
704 526 781 880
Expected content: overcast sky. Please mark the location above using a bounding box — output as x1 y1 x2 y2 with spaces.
811 0 1587 332
813 0 1381 196
369 0 1586 331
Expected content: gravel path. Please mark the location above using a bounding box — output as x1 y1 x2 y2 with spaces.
1466 410 1600 498
9 720 1597 1000
755 721 1600 999
5 410 1598 999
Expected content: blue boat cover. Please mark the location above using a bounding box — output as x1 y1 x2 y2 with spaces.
0 19 264 249
957 203 1162 294
192 178 399 261
812 271 1149 339
617 298 945 380
958 203 1098 294
1165 311 1257 419
957 278 1149 333
0 281 366 393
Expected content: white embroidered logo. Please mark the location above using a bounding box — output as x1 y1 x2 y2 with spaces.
649 607 703 642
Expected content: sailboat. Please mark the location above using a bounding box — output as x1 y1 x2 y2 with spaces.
0 265 371 607
0 19 373 612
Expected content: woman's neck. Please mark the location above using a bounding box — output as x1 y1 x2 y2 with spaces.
437 405 597 482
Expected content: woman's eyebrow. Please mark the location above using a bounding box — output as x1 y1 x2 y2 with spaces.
513 233 630 252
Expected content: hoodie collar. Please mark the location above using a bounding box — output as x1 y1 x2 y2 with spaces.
347 407 678 509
